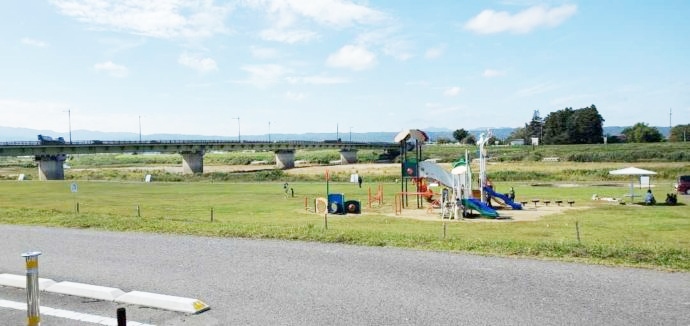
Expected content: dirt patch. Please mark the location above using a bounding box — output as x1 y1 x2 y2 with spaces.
391 202 589 222
285 163 399 176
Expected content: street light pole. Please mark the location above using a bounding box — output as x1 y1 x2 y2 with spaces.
138 115 142 142
232 117 241 142
349 127 352 142
65 109 72 144
268 121 271 142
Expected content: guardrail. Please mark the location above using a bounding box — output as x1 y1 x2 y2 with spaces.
0 140 399 156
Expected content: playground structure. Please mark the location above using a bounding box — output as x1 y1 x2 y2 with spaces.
394 129 522 219
308 194 361 215
305 169 363 216
368 184 384 208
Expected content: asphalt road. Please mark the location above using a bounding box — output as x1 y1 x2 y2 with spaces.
0 225 688 325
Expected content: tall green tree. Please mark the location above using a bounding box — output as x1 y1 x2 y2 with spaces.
524 110 543 142
669 124 690 142
621 123 664 143
452 129 469 143
542 105 604 144
567 105 605 144
542 107 573 144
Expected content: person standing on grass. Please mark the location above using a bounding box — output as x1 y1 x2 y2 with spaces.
358 175 363 188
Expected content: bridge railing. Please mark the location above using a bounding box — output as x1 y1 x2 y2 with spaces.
0 139 395 147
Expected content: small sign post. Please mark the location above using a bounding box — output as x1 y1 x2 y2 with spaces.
70 182 78 214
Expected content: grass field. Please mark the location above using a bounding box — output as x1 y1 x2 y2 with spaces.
0 170 688 271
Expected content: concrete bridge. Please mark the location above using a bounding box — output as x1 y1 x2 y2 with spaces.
0 140 399 180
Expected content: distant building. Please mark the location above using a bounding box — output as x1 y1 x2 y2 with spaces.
510 139 525 146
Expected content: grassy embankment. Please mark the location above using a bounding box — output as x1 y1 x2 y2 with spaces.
0 143 688 271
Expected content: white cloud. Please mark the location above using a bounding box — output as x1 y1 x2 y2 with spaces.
93 61 129 78
464 4 577 34
50 0 232 39
483 69 505 78
259 28 318 43
240 64 290 87
285 91 306 100
178 53 218 73
285 75 349 85
355 27 412 61
21 37 48 47
246 0 387 28
326 45 376 71
250 46 279 59
444 86 462 97
246 0 387 43
425 45 445 59
381 39 413 61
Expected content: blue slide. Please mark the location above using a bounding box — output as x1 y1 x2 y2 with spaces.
484 186 523 210
463 198 499 218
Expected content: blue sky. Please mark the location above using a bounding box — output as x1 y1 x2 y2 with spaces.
1 0 688 137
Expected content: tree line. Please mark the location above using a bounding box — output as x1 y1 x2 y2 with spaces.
442 104 687 145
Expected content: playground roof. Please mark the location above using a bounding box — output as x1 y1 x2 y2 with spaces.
394 129 429 143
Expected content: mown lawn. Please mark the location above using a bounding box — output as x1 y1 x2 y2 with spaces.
0 180 687 271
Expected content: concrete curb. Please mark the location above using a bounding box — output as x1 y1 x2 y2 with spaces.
116 291 210 314
0 273 209 314
45 281 125 301
0 273 56 290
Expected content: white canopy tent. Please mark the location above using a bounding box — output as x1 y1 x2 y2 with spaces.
609 167 657 202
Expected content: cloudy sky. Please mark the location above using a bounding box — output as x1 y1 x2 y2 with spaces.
1 0 688 138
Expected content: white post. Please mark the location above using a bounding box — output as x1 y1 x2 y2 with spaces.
22 251 42 326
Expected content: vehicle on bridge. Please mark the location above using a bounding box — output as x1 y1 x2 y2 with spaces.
37 134 65 145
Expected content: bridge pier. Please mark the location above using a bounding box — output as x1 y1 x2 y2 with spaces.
36 154 67 180
181 151 204 174
275 149 295 169
339 149 358 164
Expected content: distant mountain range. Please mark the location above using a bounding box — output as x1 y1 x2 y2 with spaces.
0 126 670 143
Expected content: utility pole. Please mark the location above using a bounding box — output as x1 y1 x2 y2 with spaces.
268 121 271 142
138 115 142 142
232 117 241 142
64 109 72 144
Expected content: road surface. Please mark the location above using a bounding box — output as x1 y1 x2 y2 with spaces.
0 225 688 325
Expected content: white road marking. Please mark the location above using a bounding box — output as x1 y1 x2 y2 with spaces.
0 299 155 326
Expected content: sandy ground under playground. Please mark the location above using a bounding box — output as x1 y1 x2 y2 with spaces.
391 202 591 222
